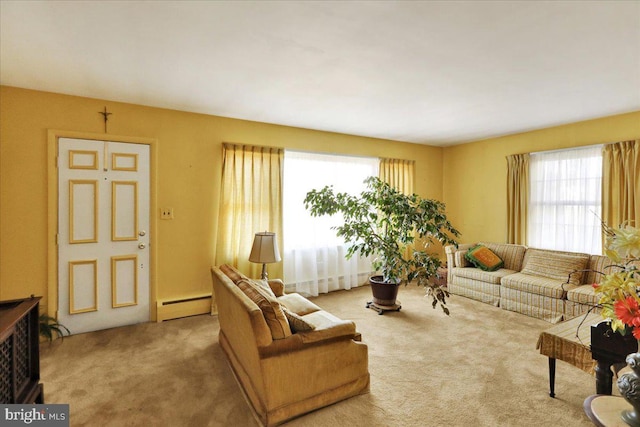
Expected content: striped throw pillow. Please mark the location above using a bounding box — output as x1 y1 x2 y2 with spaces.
237 279 291 339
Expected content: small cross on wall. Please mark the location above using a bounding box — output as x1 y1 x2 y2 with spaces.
99 106 112 133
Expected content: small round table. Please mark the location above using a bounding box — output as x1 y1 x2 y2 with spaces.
584 395 634 427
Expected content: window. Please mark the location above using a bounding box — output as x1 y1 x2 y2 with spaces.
528 145 603 254
283 151 378 296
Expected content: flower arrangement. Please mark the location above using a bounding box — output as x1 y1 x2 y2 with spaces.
592 223 640 338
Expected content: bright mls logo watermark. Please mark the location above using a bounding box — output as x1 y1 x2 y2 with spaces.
1 405 69 426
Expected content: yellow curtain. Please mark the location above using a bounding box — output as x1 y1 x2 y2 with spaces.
215 143 283 279
379 158 414 194
379 158 416 257
506 153 529 244
603 140 639 229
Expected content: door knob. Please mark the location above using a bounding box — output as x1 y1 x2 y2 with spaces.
138 243 146 249
139 230 146 237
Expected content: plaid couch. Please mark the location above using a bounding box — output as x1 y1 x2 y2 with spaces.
445 243 606 323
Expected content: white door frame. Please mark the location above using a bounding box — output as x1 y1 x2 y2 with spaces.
47 129 158 322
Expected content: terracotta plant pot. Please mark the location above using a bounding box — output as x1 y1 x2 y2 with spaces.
369 275 400 306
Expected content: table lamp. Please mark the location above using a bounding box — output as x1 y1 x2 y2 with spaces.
249 232 281 280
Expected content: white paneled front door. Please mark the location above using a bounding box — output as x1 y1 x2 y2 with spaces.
57 138 150 335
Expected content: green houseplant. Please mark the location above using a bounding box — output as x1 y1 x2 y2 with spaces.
304 176 459 314
39 314 70 343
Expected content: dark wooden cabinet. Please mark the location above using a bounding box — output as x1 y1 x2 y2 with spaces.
591 320 638 395
0 296 44 403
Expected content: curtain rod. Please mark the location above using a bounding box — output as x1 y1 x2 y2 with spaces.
506 142 610 158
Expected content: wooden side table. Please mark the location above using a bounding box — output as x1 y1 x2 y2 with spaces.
537 313 599 397
0 297 44 404
537 313 636 398
584 395 632 427
591 321 638 396
434 267 448 287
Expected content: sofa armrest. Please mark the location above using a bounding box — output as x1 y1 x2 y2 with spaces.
444 244 458 255
267 279 285 297
446 243 474 267
444 245 458 268
445 245 457 284
454 250 473 268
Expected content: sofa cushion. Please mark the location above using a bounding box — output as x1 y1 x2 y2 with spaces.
282 307 315 332
449 276 501 306
452 266 518 285
566 284 599 305
465 245 504 271
521 249 589 286
501 272 576 299
219 264 247 284
501 286 565 323
250 278 277 297
479 242 527 271
277 293 322 316
237 279 292 340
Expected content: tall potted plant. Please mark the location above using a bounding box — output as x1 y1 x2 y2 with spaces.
304 176 459 314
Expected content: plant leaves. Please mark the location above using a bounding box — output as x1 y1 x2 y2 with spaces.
304 176 459 315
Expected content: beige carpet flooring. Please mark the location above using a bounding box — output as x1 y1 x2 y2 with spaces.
41 285 611 426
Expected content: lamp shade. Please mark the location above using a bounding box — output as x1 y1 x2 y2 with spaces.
249 232 281 264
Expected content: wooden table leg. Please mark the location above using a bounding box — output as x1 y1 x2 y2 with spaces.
549 357 556 398
594 359 614 395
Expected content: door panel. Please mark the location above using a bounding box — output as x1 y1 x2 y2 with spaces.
69 180 98 243
112 181 138 241
111 255 138 308
69 260 98 313
58 138 150 335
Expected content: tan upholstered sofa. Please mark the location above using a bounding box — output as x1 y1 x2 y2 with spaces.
211 264 369 427
445 243 609 323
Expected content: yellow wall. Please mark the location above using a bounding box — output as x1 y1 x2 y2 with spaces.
442 111 640 244
3 84 637 316
0 85 443 313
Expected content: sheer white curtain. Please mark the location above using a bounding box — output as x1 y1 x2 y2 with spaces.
283 151 378 296
528 145 603 254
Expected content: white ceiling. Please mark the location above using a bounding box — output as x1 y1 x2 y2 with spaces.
1 1 639 146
